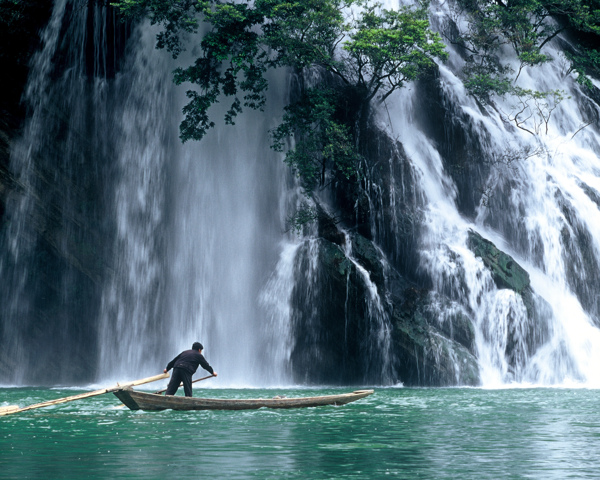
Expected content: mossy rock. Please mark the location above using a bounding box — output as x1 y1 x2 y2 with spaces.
467 229 530 293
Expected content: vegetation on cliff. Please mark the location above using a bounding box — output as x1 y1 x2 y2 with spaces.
108 0 598 385
1 0 598 385
108 0 600 219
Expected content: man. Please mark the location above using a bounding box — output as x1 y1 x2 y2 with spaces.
163 342 217 397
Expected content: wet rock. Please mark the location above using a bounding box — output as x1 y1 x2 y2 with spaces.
427 300 477 355
317 205 346 247
350 232 386 290
289 230 480 386
467 229 530 293
289 238 371 385
389 284 480 386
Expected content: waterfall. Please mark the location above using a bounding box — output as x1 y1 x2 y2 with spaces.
0 0 293 386
90 7 293 385
375 0 600 386
96 23 174 380
3 0 600 388
0 0 128 384
340 233 395 382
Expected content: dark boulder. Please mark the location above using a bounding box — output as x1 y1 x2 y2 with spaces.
389 283 479 386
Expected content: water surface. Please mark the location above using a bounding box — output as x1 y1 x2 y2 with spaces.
1 387 599 478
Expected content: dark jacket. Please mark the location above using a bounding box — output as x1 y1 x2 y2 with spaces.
166 349 214 375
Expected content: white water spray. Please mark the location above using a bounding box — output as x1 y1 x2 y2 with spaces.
0 1 295 386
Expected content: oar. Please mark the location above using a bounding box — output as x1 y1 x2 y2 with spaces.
154 374 215 395
0 372 169 417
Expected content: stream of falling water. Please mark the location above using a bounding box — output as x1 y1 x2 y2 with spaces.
0 0 295 386
380 0 600 386
95 19 292 385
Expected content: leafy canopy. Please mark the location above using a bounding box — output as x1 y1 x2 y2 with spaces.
113 0 447 142
271 88 359 193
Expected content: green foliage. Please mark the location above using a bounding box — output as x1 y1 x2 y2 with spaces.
285 202 319 234
500 87 569 135
167 1 268 140
112 0 203 57
113 0 447 142
342 2 448 103
271 88 359 193
565 48 600 88
464 73 513 99
258 0 347 69
112 0 448 229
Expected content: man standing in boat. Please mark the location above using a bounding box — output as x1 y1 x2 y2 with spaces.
163 342 217 397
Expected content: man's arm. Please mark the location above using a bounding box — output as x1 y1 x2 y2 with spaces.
199 354 216 376
163 353 181 373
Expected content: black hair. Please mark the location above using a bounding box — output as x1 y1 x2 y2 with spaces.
192 342 204 351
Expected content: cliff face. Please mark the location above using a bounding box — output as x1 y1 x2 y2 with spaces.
287 103 483 386
286 63 566 386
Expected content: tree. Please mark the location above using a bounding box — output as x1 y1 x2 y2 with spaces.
342 2 448 105
499 88 568 135
565 48 600 88
271 88 359 193
446 0 600 97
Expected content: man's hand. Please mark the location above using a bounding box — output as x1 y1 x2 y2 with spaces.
163 368 168 373
213 372 218 377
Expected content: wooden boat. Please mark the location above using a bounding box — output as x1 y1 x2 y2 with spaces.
113 388 374 411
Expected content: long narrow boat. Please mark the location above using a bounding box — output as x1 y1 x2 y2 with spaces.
113 388 374 411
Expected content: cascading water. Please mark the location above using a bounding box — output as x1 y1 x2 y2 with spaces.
375 0 600 386
340 232 395 381
146 83 292 386
90 7 295 385
0 0 294 386
0 0 129 384
96 22 175 380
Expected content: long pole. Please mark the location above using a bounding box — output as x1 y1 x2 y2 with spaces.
0 372 170 416
154 374 215 395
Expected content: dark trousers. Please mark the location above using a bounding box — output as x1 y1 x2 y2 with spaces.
165 367 193 397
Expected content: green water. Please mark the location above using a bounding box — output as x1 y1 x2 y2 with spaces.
1 387 599 479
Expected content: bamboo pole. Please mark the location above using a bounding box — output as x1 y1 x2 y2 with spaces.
0 372 169 417
154 374 215 395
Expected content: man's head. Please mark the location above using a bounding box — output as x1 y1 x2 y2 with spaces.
192 342 204 352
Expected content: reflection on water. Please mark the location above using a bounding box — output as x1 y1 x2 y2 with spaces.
2 388 599 479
